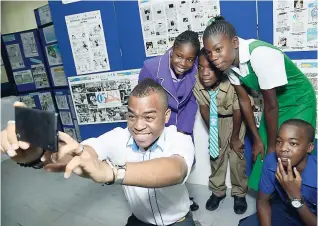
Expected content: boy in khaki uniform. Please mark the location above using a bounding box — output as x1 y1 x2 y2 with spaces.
193 49 249 214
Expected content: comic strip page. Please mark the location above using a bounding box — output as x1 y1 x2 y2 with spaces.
68 69 140 125
65 10 110 75
139 0 220 56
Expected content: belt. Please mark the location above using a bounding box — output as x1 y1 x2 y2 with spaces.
218 114 233 118
172 212 192 224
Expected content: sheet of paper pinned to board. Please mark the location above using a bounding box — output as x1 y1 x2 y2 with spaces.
65 10 110 75
68 69 140 125
138 0 220 57
293 59 317 138
273 0 317 51
6 44 25 70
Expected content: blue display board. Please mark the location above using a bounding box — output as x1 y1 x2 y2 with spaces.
114 0 258 70
49 0 258 140
49 1 126 139
2 29 51 92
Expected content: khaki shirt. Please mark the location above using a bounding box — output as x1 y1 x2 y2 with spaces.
193 74 250 147
193 74 240 115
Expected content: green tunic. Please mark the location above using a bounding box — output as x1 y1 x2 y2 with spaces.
234 40 317 191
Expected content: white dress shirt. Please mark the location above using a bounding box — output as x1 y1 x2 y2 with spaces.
81 125 194 225
226 38 288 90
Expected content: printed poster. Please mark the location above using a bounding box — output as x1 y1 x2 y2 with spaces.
138 0 220 57
38 5 52 25
69 69 140 125
39 92 55 112
274 0 317 51
43 25 57 44
46 44 63 66
20 32 39 58
20 95 36 109
294 60 317 138
13 70 34 85
2 34 16 43
65 10 110 75
60 111 74 126
31 64 50 89
293 60 318 138
55 95 70 110
50 66 68 86
6 44 25 70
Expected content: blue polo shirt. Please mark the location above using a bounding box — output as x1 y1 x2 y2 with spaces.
259 152 317 214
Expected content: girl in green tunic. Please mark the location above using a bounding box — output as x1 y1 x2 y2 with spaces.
202 16 317 191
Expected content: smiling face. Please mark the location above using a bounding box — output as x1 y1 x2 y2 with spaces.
127 93 171 149
275 123 314 168
170 43 197 75
198 54 221 88
203 34 239 71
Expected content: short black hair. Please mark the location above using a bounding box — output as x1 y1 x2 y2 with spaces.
131 78 168 109
173 30 200 55
203 16 237 41
281 119 315 142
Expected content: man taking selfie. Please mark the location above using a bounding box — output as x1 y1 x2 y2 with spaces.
1 79 196 226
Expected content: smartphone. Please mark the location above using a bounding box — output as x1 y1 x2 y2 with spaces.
15 107 59 152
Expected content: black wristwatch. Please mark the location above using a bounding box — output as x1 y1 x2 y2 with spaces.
17 149 45 169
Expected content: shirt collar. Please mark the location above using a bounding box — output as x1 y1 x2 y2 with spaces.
237 37 251 64
126 129 165 152
196 74 230 93
268 153 317 188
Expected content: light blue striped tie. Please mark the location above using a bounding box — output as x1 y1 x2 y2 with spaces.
208 89 219 158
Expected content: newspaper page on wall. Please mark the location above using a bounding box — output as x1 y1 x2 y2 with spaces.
65 10 110 75
138 0 220 57
69 69 140 125
38 5 52 25
31 64 50 89
273 0 317 51
20 32 39 58
293 59 318 138
6 44 25 70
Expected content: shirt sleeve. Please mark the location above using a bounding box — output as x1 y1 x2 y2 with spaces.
232 89 240 111
193 81 206 106
226 70 242 85
168 132 195 184
250 47 288 90
138 63 153 82
80 127 126 160
259 156 276 195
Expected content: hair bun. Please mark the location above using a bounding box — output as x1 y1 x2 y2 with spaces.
214 15 225 21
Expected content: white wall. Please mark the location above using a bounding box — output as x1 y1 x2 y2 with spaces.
1 1 48 84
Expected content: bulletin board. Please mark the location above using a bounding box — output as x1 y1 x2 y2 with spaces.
49 0 125 139
49 0 258 140
2 29 52 92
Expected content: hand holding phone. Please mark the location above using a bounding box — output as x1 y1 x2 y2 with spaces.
0 102 48 163
15 106 59 152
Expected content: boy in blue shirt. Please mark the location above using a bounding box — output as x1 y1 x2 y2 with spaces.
239 119 317 226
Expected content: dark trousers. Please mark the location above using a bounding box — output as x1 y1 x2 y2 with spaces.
125 212 195 226
238 197 304 226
